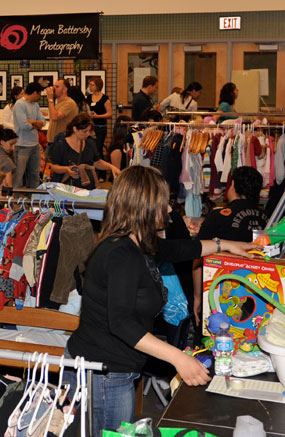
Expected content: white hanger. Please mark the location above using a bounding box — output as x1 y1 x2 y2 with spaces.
80 357 87 437
7 352 43 428
42 355 68 437
59 356 82 437
23 352 33 395
27 354 52 435
17 353 48 430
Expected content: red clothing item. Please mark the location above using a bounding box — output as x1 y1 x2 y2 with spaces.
0 212 37 277
249 136 262 169
269 136 275 188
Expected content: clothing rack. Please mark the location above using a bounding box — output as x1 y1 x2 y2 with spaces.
1 187 106 210
4 198 106 210
166 110 285 118
0 350 106 436
120 120 285 129
0 349 105 371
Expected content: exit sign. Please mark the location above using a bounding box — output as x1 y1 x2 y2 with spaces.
219 17 241 30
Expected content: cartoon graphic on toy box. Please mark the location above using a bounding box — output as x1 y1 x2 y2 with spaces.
202 255 285 335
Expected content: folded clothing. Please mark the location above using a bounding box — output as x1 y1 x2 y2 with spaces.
232 350 274 377
266 308 285 347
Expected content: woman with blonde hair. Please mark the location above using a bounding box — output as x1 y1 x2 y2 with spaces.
66 165 261 435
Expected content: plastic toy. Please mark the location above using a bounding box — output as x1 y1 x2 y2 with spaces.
207 311 231 334
253 217 285 246
184 346 213 368
208 273 285 331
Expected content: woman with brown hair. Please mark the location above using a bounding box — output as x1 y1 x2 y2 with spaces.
50 113 119 189
2 86 24 131
66 165 261 435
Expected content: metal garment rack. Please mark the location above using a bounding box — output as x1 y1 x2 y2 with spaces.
120 120 285 129
0 349 105 371
166 110 285 118
0 188 106 435
266 192 285 229
0 350 106 436
1 187 106 210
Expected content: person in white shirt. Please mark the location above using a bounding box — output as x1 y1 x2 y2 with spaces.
2 86 24 131
159 82 202 114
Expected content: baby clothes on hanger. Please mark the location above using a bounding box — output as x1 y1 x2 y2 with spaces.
274 134 285 185
50 213 95 305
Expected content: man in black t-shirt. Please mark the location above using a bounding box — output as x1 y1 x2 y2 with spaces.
132 76 158 121
193 166 268 326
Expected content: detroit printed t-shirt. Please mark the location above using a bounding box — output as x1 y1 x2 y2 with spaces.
197 199 268 242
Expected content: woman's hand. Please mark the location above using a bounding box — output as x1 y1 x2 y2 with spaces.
111 165 121 179
91 111 98 119
135 333 210 387
222 240 263 258
201 240 263 258
66 166 79 179
173 350 211 386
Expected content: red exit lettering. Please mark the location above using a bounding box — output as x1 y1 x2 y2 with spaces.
220 16 240 30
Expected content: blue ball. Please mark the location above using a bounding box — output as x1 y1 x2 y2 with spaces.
208 312 231 334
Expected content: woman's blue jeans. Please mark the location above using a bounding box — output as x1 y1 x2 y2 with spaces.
93 371 140 435
64 348 139 435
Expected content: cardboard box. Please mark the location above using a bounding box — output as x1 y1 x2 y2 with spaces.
202 254 285 335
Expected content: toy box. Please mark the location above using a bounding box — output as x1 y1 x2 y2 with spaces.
202 254 285 335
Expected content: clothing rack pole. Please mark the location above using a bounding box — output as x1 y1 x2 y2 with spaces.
0 350 104 437
3 198 106 210
166 110 285 117
120 120 285 129
2 187 49 195
0 349 106 371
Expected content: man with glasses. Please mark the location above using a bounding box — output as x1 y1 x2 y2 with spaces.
13 82 46 188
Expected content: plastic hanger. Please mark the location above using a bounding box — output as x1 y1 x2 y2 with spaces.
23 352 33 395
59 356 82 437
22 197 28 213
43 355 68 437
80 357 87 437
7 196 14 212
17 352 48 430
62 199 68 217
34 198 44 222
7 352 43 427
28 354 52 435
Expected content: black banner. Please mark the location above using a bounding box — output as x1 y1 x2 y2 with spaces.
0 13 99 59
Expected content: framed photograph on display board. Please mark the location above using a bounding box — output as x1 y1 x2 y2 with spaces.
63 75 77 87
28 71 59 95
80 70 105 97
0 72 7 101
11 74 24 89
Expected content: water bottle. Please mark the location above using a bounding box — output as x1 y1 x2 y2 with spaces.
215 322 233 376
